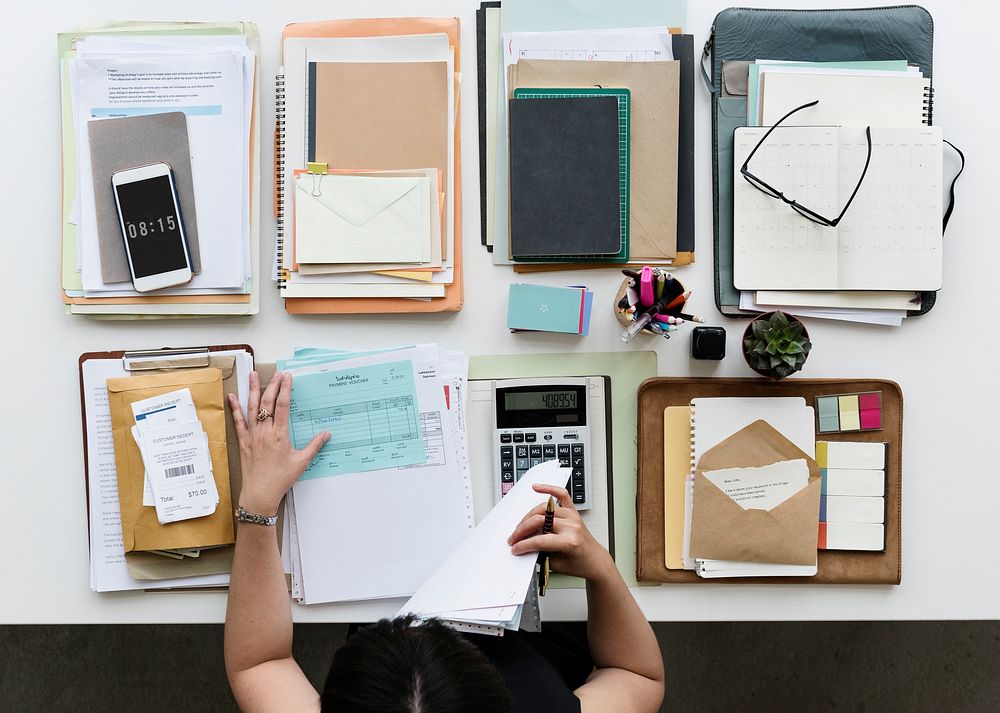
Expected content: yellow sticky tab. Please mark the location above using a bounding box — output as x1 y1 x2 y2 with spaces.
838 395 861 431
307 161 328 174
816 441 828 469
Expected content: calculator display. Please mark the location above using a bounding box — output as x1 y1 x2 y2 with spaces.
505 390 577 411
495 384 586 429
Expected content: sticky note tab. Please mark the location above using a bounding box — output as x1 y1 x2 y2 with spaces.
838 395 861 431
823 495 885 524
819 442 886 470
858 391 882 429
822 523 885 551
823 469 885 497
816 396 840 433
815 441 828 469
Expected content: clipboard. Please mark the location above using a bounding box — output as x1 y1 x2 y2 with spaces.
79 344 255 586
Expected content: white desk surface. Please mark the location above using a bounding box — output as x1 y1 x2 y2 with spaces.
3 0 998 624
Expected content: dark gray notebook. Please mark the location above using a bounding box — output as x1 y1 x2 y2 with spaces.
88 112 201 283
508 96 620 257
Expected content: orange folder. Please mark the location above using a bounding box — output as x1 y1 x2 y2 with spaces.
279 17 463 314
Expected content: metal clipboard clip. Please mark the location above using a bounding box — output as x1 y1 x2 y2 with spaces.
306 161 328 196
123 346 212 372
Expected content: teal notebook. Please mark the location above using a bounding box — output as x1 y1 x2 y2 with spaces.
507 283 588 334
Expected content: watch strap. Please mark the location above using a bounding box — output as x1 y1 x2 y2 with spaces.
235 505 278 527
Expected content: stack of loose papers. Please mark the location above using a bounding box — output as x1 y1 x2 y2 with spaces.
279 344 475 604
58 22 260 316
398 460 566 635
276 20 461 311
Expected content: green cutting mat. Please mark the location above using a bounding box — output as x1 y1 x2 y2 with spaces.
511 87 631 263
469 350 656 589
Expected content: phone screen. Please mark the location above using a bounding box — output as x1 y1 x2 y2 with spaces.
114 175 188 278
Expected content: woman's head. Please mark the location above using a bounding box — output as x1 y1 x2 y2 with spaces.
322 616 512 713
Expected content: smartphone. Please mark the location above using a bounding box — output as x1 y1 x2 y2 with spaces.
112 162 193 292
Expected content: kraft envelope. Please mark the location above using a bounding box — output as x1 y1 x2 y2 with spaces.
511 59 680 261
689 420 821 566
295 174 431 265
107 368 234 555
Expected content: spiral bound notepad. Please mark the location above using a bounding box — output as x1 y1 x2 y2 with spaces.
274 70 287 286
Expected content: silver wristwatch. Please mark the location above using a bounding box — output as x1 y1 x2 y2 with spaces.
235 505 278 527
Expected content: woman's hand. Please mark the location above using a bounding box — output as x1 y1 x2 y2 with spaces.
227 370 329 516
507 483 615 583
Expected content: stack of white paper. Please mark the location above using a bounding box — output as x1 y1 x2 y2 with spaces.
398 460 567 635
59 23 260 316
279 344 475 605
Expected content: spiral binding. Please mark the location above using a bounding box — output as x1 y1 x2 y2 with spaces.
921 82 933 126
275 73 287 290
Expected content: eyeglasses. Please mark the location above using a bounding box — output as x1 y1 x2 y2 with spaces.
740 99 873 228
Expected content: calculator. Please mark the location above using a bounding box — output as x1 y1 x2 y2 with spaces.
491 377 593 510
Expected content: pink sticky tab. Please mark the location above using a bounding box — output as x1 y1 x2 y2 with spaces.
860 407 882 430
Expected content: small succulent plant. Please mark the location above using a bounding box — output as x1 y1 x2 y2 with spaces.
743 311 812 379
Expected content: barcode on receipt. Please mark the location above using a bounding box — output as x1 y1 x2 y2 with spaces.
164 464 196 478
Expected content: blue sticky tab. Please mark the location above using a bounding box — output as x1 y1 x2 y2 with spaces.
819 495 828 522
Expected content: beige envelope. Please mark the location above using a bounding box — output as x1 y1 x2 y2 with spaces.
510 59 680 261
689 420 821 566
107 368 235 555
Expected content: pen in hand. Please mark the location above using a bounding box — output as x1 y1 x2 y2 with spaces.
538 496 556 596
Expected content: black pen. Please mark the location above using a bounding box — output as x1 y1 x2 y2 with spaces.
538 496 555 596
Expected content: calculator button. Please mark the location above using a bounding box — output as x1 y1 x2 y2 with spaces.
529 445 542 458
572 490 585 504
501 446 513 458
516 470 528 481
516 446 528 458
572 468 585 481
513 433 525 443
501 460 513 471
530 458 543 468
502 483 514 495
501 472 514 483
571 444 584 456
525 433 537 443
558 457 570 468
517 458 530 470
558 444 571 457
500 433 512 443
572 457 584 469
543 445 556 458
544 434 553 441
564 434 578 440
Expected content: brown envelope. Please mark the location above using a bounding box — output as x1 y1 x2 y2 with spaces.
107 367 235 554
689 420 821 566
510 59 680 261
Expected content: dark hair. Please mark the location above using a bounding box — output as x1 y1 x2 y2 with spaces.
321 616 512 713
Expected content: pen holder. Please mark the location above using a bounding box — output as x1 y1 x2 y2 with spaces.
614 274 689 343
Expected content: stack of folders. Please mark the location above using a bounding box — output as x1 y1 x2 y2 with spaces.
679 397 822 578
279 344 475 605
81 347 254 591
477 0 696 271
58 23 260 317
399 460 566 636
731 59 941 326
274 19 462 313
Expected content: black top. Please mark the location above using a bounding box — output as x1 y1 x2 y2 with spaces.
467 624 593 713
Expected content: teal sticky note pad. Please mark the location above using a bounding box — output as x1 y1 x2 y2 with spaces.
507 284 585 334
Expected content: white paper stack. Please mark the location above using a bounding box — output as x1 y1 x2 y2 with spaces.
58 22 260 317
279 344 475 605
398 460 567 635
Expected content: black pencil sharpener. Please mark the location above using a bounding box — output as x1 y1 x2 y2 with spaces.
691 326 726 360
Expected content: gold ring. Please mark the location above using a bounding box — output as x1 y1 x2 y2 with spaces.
256 407 271 422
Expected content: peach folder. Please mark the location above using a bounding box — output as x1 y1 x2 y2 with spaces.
280 17 463 313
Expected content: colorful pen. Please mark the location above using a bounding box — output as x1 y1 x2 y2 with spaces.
661 290 692 312
652 314 684 325
675 312 708 323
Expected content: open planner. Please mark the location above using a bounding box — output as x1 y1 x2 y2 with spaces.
274 19 463 313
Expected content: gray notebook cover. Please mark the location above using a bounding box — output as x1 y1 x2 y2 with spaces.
88 112 201 283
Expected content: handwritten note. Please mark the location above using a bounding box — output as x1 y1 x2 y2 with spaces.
703 459 809 511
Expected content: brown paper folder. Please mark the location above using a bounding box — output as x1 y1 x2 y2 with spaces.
689 420 821 566
280 17 463 314
107 368 235 554
636 378 903 585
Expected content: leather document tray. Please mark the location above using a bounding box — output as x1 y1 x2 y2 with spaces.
636 377 902 585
